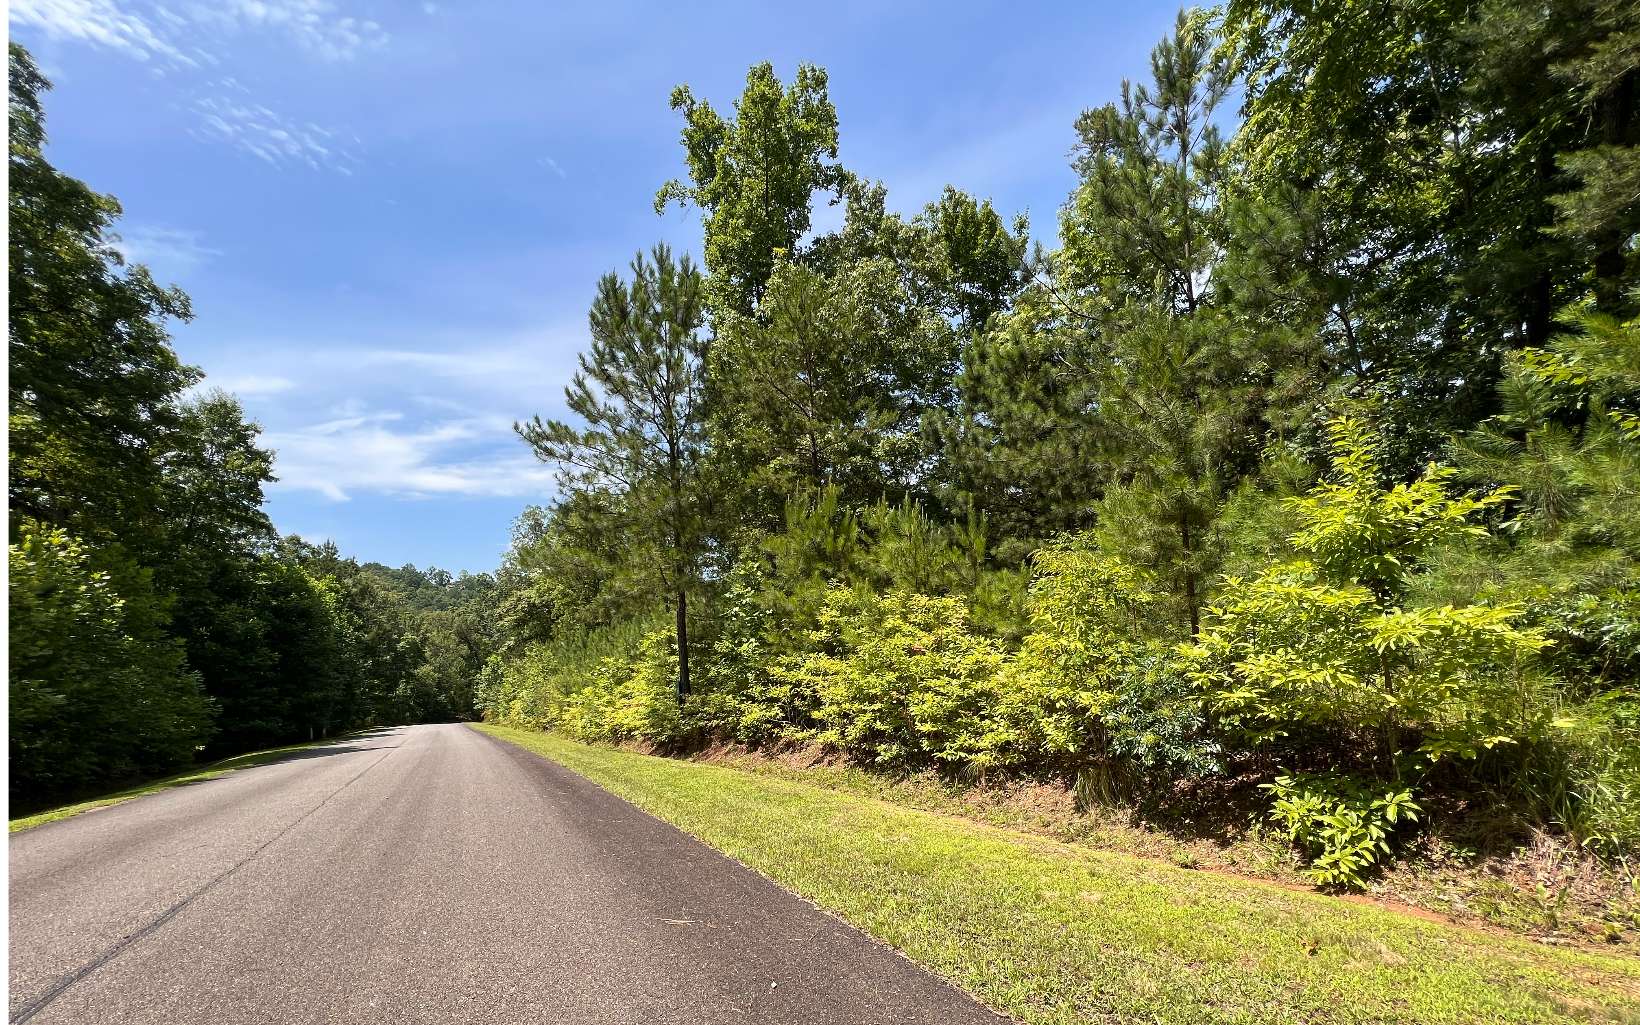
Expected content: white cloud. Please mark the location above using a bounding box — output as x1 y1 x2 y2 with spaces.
263 409 558 502
189 0 386 62
113 223 221 274
190 96 358 171
13 1 375 172
193 325 584 502
11 0 194 65
10 0 386 65
539 156 567 179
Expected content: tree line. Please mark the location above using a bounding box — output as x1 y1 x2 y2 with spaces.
484 3 1638 887
7 45 494 809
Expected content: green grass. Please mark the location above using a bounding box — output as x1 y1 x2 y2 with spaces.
9 736 349 834
475 723 1640 1025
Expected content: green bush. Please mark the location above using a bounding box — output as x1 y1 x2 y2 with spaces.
1102 648 1224 784
1262 772 1421 888
1185 419 1555 766
1185 419 1568 878
1556 693 1640 860
702 558 824 744
557 630 684 745
1004 535 1161 758
780 587 1014 769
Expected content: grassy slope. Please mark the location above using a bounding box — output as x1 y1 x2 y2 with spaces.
475 723 1640 1025
9 737 343 833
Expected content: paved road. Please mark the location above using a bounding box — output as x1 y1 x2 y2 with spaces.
9 724 1002 1024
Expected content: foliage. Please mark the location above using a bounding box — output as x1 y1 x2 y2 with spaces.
1005 536 1159 758
1055 10 1281 635
517 243 711 699
8 44 198 547
557 631 686 745
8 522 211 804
655 62 849 316
780 588 1014 769
1262 772 1421 887
1187 419 1554 765
1101 650 1224 785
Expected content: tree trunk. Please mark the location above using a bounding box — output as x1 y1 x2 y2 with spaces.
674 589 691 703
1180 513 1200 636
1593 70 1637 316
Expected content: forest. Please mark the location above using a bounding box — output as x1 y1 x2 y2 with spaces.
481 2 1640 890
10 0 1640 892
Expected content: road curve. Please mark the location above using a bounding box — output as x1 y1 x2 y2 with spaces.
9 724 1003 1024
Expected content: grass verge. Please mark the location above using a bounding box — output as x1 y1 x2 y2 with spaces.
475 723 1640 1025
9 736 347 834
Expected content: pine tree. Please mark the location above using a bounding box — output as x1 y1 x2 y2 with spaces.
1054 10 1261 635
517 244 710 700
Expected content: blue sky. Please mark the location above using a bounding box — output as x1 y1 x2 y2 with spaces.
11 0 1181 573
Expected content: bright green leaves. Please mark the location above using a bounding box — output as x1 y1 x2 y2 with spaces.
779 589 1014 770
1285 417 1513 594
1185 417 1557 884
9 521 211 802
1262 773 1422 888
1186 421 1552 760
1005 536 1157 756
655 62 849 317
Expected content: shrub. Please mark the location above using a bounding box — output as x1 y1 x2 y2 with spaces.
1186 418 1559 878
1004 534 1161 758
1556 693 1640 860
557 630 683 745
476 617 677 743
1102 648 1224 784
1186 419 1555 767
1262 772 1421 888
701 558 823 744
779 588 1014 769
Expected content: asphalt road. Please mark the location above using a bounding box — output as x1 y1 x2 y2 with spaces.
9 723 1003 1024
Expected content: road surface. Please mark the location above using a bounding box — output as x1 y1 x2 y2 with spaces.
9 724 1002 1024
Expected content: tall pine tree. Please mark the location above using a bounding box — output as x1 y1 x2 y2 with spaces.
517 244 710 699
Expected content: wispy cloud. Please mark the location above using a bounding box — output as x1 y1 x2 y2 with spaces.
10 0 385 66
539 156 567 179
197 325 582 503
190 96 358 172
113 223 221 275
11 0 194 65
190 0 386 62
12 0 376 172
263 408 557 502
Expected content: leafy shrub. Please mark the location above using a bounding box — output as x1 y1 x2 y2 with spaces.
1556 693 1640 860
557 631 683 745
1262 772 1421 888
1004 534 1160 758
779 588 1014 769
1102 648 1223 783
702 557 823 744
1186 419 1555 767
1186 419 1566 878
476 617 676 742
